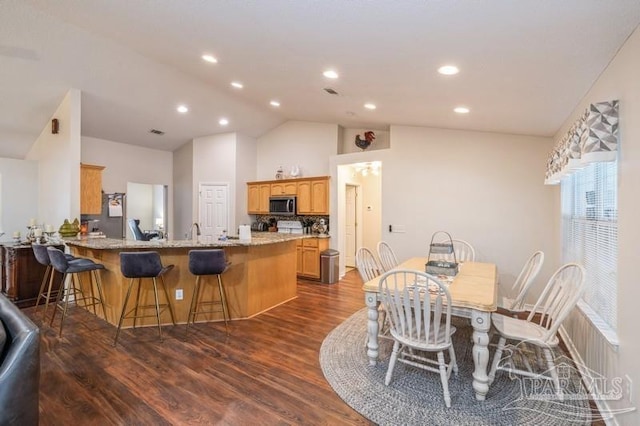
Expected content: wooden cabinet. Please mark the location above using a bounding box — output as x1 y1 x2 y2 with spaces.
247 176 329 215
1 244 64 308
81 163 105 214
296 237 329 279
271 182 297 196
297 178 329 215
247 183 271 214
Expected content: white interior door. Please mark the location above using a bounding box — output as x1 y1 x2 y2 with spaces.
199 183 229 241
345 184 358 267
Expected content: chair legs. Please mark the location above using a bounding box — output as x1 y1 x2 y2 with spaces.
186 273 230 337
385 340 456 408
114 276 176 346
34 265 55 321
50 271 107 337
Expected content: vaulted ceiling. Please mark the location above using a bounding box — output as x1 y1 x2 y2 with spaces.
1 0 639 159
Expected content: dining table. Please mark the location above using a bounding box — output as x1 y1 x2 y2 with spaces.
362 257 498 401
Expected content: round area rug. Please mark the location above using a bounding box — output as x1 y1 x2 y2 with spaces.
320 308 594 426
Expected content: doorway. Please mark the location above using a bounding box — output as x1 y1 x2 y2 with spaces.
126 182 168 240
337 161 382 276
199 183 229 241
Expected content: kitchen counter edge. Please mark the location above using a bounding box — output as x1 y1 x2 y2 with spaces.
63 233 329 250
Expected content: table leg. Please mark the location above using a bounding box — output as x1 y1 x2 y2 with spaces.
365 291 379 366
471 309 491 400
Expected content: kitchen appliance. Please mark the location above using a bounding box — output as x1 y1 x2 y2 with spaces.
80 193 126 239
269 196 296 216
277 220 303 234
251 222 268 232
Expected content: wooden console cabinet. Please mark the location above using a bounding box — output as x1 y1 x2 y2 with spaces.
1 244 64 308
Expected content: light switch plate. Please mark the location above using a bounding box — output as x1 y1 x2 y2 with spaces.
175 288 184 300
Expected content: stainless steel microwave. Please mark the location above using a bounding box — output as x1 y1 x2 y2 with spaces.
269 196 296 215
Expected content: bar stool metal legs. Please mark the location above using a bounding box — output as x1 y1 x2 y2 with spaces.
114 251 176 346
46 247 107 337
186 249 231 337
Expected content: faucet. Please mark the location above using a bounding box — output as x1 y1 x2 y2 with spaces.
188 222 201 240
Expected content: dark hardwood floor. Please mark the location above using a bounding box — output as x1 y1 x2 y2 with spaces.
25 269 373 425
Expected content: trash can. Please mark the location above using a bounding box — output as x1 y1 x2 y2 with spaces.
320 249 339 284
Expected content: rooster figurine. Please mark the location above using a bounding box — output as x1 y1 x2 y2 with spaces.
355 131 375 151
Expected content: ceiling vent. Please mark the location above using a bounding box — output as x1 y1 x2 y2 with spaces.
323 87 339 95
149 129 165 135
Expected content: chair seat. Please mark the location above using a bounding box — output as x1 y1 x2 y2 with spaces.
391 325 456 351
65 260 106 274
491 313 558 347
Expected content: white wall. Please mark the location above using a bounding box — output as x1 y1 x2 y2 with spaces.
384 125 557 291
26 89 81 228
0 158 38 241
81 136 173 237
192 133 236 236
235 133 257 227
553 26 640 425
173 141 193 240
256 121 339 179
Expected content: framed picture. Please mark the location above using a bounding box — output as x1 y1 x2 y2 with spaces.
108 194 123 217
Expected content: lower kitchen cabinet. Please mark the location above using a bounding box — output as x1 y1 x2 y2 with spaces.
296 237 329 279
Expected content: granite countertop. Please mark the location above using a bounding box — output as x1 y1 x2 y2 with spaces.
63 232 328 250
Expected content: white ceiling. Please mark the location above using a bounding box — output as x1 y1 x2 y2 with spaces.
1 0 639 159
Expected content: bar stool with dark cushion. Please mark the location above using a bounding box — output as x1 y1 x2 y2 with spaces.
114 251 176 346
47 247 107 337
186 249 230 336
32 244 86 321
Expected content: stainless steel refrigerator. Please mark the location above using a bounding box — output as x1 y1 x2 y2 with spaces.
80 193 126 239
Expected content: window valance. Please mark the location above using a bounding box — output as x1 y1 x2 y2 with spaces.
545 100 619 185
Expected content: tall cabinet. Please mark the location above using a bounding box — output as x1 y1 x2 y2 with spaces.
247 176 329 216
80 163 105 215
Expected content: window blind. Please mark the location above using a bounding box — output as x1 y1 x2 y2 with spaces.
561 161 617 330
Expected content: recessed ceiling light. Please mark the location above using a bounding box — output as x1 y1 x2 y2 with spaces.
231 81 243 89
270 100 280 107
177 105 189 113
454 106 470 114
323 70 339 79
219 118 229 126
438 65 459 75
202 54 218 63
364 103 377 110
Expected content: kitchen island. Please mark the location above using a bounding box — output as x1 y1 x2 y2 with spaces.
65 233 308 328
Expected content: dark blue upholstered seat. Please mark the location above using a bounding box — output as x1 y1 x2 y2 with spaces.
114 251 176 346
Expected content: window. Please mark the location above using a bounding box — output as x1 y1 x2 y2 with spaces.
561 161 617 330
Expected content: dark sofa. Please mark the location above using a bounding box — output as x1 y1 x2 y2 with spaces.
0 293 40 426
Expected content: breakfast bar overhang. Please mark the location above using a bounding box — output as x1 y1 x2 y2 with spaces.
65 234 304 328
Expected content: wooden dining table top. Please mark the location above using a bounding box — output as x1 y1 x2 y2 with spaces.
362 257 498 312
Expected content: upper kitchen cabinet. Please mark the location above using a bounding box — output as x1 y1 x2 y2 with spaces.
80 163 105 214
297 177 329 215
271 181 297 196
247 183 271 214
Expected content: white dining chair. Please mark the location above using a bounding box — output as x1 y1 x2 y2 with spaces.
377 241 399 272
355 247 382 282
499 251 544 313
488 263 586 398
434 239 476 262
356 247 390 343
379 269 458 407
